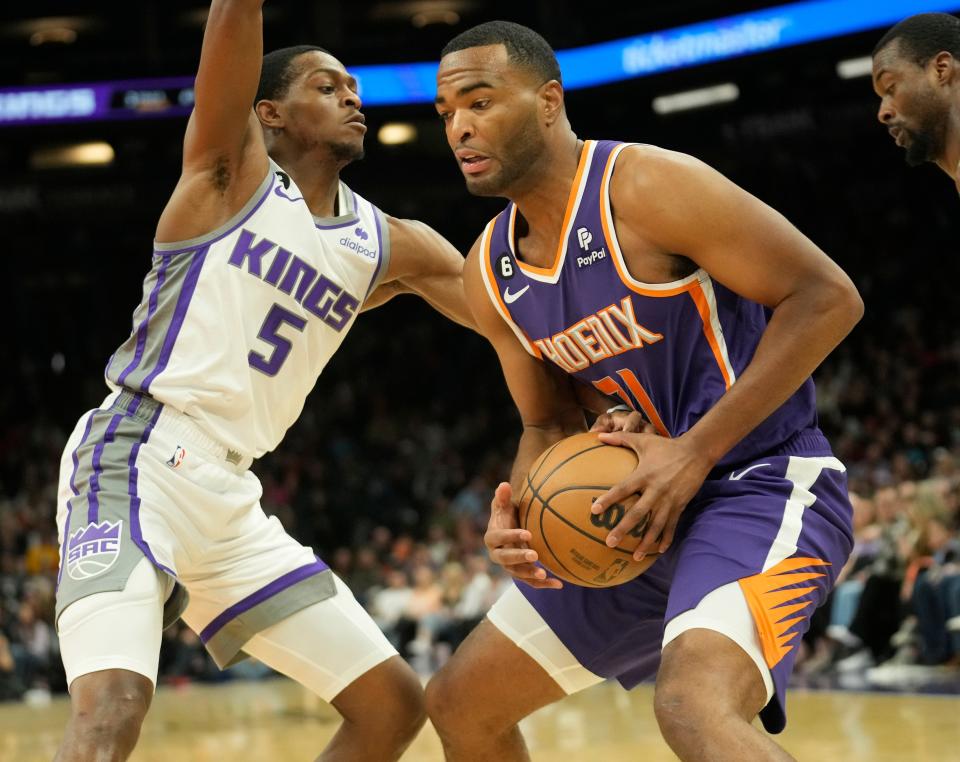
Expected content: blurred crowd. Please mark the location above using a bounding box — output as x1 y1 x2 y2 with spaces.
2 299 959 704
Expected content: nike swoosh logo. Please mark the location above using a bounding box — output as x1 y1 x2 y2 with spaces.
729 463 771 481
503 285 529 304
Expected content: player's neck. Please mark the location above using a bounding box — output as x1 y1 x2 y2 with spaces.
271 149 346 218
510 135 584 260
937 108 960 182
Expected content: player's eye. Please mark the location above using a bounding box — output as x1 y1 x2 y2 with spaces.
437 111 451 123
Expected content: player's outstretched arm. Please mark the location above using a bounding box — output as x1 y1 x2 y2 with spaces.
184 0 267 175
463 236 586 589
590 146 864 557
363 217 477 330
155 0 270 243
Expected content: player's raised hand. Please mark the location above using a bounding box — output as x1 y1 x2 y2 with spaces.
484 482 563 590
589 433 713 558
590 409 656 434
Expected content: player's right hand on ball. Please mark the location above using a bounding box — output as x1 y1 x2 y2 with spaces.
485 482 563 590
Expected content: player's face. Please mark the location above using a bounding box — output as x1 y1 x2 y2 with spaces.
873 44 949 167
281 51 366 162
435 45 547 197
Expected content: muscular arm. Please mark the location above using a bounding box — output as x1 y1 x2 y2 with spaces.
155 0 270 243
462 237 586 493
363 217 477 331
588 148 862 556
615 147 863 466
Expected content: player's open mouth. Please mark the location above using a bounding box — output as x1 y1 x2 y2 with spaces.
889 126 904 146
459 154 492 175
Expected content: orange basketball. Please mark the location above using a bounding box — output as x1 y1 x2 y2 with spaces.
517 432 659 587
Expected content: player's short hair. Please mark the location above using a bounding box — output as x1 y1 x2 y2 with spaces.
441 21 562 85
873 13 960 65
256 45 330 103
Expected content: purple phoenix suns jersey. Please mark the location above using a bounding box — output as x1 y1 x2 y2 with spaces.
480 140 818 469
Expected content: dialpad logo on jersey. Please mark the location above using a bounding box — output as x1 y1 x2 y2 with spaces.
575 226 607 268
166 445 186 469
66 520 122 580
339 228 376 260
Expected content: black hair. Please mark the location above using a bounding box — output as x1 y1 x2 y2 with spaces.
441 20 561 84
873 13 960 66
256 45 330 103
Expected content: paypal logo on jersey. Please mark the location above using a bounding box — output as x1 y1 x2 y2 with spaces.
339 226 377 260
577 227 593 251
575 226 607 268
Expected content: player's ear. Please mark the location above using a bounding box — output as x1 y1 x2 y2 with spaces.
932 51 956 86
540 80 564 127
255 99 284 129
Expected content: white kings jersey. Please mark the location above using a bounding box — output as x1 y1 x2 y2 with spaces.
105 161 390 459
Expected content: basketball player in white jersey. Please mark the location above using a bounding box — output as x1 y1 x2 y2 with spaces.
53 2 473 760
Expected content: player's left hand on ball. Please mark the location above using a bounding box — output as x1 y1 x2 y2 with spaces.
589 433 713 558
590 409 656 434
485 482 563 590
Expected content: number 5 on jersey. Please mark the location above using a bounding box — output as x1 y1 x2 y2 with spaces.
248 304 307 376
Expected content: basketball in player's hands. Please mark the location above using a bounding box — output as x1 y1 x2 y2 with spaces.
517 432 659 587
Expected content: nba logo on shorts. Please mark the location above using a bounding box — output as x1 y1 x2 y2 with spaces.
167 445 186 468
66 520 122 580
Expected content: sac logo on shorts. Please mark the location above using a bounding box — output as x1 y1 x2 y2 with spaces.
66 520 122 580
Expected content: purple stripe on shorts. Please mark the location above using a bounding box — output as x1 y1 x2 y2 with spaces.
199 558 331 644
57 411 97 590
142 246 208 392
128 402 175 576
86 413 125 524
365 208 386 299
116 255 172 386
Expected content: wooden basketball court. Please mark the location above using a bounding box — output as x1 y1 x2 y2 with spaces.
4 678 959 761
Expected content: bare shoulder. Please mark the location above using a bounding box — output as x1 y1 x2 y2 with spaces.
610 144 714 202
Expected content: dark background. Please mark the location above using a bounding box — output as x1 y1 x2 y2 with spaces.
1 1 959 698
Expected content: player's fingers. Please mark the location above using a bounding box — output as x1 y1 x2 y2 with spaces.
636 501 671 557
658 510 682 554
603 498 650 549
521 577 564 590
620 412 648 433
490 547 540 566
590 413 614 433
591 474 642 515
491 482 514 514
484 528 531 550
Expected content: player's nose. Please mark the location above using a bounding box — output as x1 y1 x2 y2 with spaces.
877 99 895 125
344 89 362 110
449 110 474 143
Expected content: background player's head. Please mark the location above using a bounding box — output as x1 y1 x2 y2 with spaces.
435 21 568 197
255 45 366 166
872 13 960 167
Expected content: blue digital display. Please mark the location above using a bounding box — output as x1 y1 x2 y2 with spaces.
1 0 958 125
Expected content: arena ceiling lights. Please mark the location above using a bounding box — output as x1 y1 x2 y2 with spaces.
0 0 958 126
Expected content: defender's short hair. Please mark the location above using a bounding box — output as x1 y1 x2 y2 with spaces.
256 45 330 103
441 21 561 84
873 13 960 65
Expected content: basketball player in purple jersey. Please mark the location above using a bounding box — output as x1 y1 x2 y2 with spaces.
53 2 476 761
873 13 960 191
425 21 863 762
